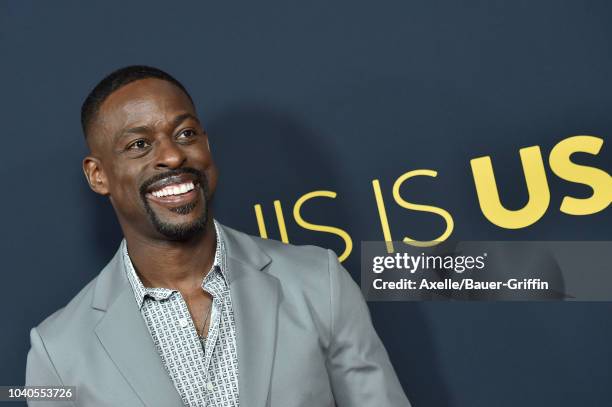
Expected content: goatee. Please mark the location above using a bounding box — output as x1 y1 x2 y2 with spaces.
139 168 210 241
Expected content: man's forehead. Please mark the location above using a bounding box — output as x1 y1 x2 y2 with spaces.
97 78 195 128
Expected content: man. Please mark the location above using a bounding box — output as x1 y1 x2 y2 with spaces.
25 65 410 407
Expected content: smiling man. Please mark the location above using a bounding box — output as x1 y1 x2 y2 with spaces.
25 66 410 407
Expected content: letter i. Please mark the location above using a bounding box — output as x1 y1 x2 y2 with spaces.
253 201 290 243
372 179 395 253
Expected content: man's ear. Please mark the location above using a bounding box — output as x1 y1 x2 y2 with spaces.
82 156 110 195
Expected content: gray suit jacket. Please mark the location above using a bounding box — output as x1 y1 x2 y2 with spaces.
26 223 410 406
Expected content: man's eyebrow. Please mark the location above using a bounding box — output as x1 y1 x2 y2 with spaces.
171 112 200 129
113 125 153 144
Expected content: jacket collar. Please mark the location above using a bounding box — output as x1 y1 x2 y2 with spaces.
91 221 272 311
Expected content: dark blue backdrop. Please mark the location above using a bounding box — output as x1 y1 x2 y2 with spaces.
1 1 611 406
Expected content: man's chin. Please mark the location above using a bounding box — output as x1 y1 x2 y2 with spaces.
146 203 209 241
152 217 208 241
168 201 199 215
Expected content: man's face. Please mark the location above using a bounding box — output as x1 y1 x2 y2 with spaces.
83 78 218 241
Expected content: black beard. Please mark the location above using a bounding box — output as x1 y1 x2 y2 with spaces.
139 168 210 241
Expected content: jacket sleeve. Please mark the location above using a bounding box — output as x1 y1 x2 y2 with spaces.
325 250 411 407
25 327 75 406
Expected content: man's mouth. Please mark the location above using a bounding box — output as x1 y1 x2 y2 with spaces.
150 181 196 198
144 175 201 207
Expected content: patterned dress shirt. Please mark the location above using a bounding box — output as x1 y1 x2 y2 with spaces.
122 220 240 406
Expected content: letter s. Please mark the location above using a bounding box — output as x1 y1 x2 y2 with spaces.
549 135 611 215
392 169 454 247
293 191 353 262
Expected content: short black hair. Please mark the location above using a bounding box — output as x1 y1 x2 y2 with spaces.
81 65 194 140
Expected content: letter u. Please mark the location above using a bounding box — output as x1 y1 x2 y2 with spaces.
470 146 550 229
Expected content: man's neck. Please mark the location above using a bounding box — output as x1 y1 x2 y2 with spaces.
123 220 217 292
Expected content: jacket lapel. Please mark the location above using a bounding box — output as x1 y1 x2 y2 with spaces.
219 224 279 407
90 223 280 407
91 246 184 407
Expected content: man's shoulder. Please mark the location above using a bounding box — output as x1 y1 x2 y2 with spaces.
221 224 338 302
36 281 94 335
255 235 330 268
222 224 333 276
34 260 110 344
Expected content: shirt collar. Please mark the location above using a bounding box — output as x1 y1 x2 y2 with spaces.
122 219 227 309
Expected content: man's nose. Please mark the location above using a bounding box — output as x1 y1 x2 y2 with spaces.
154 137 187 169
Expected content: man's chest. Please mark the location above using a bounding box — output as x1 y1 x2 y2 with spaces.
141 289 239 407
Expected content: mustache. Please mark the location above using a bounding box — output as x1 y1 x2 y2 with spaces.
139 167 205 197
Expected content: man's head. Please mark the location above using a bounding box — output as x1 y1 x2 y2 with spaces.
81 66 218 242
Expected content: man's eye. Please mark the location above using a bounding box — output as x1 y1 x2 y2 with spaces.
177 129 197 139
127 139 150 150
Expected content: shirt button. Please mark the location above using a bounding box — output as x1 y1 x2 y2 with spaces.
207 382 214 391
178 318 188 328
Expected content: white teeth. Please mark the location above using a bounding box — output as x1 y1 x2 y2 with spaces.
151 181 195 198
